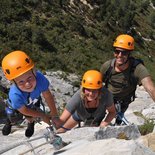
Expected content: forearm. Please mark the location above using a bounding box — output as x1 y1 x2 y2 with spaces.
18 106 46 118
100 113 115 127
148 89 155 102
142 76 155 102
47 98 58 117
42 90 58 117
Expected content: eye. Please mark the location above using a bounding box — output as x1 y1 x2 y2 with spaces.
27 76 35 81
17 80 25 85
97 81 101 85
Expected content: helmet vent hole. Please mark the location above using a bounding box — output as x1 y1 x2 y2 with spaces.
6 69 10 74
25 58 30 63
83 80 85 83
16 66 21 70
98 81 101 85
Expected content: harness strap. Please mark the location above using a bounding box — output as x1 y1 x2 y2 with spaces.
104 58 115 88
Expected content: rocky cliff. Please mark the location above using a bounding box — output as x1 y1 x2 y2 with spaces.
0 71 155 155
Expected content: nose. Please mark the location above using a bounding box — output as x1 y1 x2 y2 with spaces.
89 91 93 95
25 80 32 86
118 51 123 56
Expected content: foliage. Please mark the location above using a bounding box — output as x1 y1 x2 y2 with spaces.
134 111 155 135
152 0 155 6
0 0 155 79
0 90 8 99
149 12 155 28
138 120 154 135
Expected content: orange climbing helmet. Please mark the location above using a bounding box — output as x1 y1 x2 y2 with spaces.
2 50 34 80
113 34 134 50
81 70 102 89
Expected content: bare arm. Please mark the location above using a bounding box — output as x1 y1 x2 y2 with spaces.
59 109 72 122
141 76 155 102
42 89 58 117
100 103 116 127
18 106 51 125
57 109 77 133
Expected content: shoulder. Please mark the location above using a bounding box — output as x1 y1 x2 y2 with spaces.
9 84 22 95
70 89 81 100
100 87 113 106
132 58 150 81
36 71 46 79
68 89 82 104
66 89 82 110
9 85 27 109
101 87 113 98
135 63 150 75
36 71 49 83
100 59 113 73
102 59 112 67
36 71 49 90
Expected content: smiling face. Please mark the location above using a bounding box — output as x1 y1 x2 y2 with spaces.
84 88 100 101
114 48 130 66
14 70 36 92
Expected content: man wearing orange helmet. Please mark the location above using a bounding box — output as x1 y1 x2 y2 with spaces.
1 51 61 137
100 34 155 125
56 70 116 133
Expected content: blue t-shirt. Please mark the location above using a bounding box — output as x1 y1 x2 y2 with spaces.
8 71 49 110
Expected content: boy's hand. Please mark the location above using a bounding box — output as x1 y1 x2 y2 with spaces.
51 116 63 129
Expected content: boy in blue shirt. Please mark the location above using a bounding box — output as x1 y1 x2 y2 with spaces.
1 51 61 137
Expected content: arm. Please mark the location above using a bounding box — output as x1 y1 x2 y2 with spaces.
141 76 155 102
100 103 116 127
18 106 51 125
60 109 72 122
57 109 77 133
57 90 81 132
42 89 58 117
42 89 64 128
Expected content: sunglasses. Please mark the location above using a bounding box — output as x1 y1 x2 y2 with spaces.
84 88 99 94
114 50 130 56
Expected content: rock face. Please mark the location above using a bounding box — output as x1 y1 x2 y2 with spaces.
1 126 155 155
138 133 155 152
95 125 141 140
56 138 155 155
0 70 155 155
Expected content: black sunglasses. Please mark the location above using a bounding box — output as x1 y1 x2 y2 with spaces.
114 50 130 56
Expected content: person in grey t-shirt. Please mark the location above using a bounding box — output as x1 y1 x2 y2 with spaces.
57 70 116 133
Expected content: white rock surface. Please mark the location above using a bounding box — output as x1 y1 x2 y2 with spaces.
0 72 155 155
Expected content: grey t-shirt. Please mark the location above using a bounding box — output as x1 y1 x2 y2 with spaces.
66 87 113 122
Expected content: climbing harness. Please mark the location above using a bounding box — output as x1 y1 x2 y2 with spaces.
116 112 131 126
114 102 132 126
4 95 46 125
